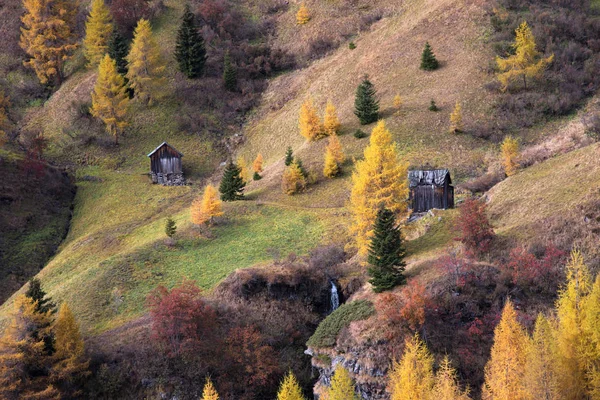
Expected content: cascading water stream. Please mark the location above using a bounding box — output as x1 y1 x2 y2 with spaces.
330 281 339 312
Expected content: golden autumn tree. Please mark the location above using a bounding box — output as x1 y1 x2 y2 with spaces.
430 356 471 400
500 136 519 177
51 303 90 396
299 98 324 141
277 371 305 400
126 19 166 105
350 120 409 254
253 153 264 174
91 54 130 145
555 250 592 400
393 94 402 114
282 160 307 195
237 156 250 183
388 334 434 400
201 377 219 400
20 0 79 85
496 21 554 91
83 0 113 67
582 275 600 397
449 101 463 134
323 134 345 178
523 314 560 400
482 300 528 400
323 100 341 136
327 366 358 400
0 91 10 147
191 184 223 226
296 3 310 25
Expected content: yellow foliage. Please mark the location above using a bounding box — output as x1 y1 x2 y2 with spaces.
191 184 223 225
201 377 219 400
323 100 341 136
323 134 344 178
349 120 409 255
91 54 130 145
496 21 554 91
523 314 560 400
393 94 402 114
299 98 324 141
51 303 89 383
582 275 600 397
389 334 434 400
253 153 264 173
430 356 471 400
449 102 463 134
20 0 79 85
327 366 357 400
0 91 10 147
296 3 310 25
282 161 307 195
323 149 339 178
126 19 166 105
83 0 113 67
277 371 305 400
328 133 345 164
482 300 528 400
237 156 249 183
500 136 519 177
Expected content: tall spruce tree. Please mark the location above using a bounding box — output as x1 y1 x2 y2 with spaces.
285 146 294 166
420 42 439 71
219 161 245 201
26 278 56 314
108 28 129 75
367 208 406 292
175 4 207 79
223 51 237 91
354 75 379 125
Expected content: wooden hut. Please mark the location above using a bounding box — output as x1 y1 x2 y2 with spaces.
147 142 185 186
408 169 454 212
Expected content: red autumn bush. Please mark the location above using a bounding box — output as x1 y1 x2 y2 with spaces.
505 244 566 293
376 281 430 331
455 198 496 259
146 279 217 358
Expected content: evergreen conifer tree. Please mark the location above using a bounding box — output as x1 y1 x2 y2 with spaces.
367 207 406 292
108 28 129 75
354 75 379 125
285 147 294 166
219 161 245 201
223 51 237 91
26 278 56 315
165 217 177 238
83 0 113 67
429 99 439 112
420 42 439 71
175 4 207 78
282 161 307 195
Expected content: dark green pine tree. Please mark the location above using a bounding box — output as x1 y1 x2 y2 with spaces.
219 161 245 201
354 75 379 125
25 278 56 314
420 42 439 71
165 217 177 238
175 4 207 79
295 158 308 178
223 51 237 91
367 208 407 293
284 146 294 166
108 28 130 75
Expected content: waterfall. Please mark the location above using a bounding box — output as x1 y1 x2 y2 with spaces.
330 281 339 312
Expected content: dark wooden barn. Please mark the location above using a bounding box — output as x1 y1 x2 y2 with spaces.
147 142 185 186
408 169 454 213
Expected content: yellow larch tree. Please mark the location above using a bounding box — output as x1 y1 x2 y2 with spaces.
323 148 339 178
51 303 90 394
299 98 324 141
282 160 307 195
349 120 409 255
91 54 130 145
277 371 306 400
327 366 358 400
191 184 223 225
388 334 434 400
253 153 264 174
323 134 345 178
0 91 10 147
126 19 166 105
482 299 528 400
20 0 79 85
323 100 341 136
582 275 600 397
296 3 310 25
83 0 113 67
555 249 591 400
449 102 463 134
237 156 250 183
393 94 402 114
523 314 560 400
430 356 470 400
500 136 519 177
496 21 554 91
201 377 219 400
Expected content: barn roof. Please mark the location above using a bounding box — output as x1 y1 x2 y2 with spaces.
408 169 451 188
147 142 184 158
